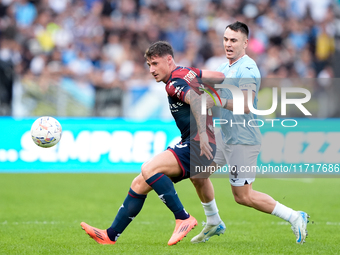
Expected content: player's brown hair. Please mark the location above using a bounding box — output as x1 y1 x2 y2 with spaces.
144 41 174 59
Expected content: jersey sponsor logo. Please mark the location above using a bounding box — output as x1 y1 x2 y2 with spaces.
169 101 184 112
183 70 198 84
170 103 179 109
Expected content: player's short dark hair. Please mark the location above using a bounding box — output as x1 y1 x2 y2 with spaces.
226 21 249 38
144 41 174 59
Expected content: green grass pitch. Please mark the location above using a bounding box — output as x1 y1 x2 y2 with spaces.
1 173 339 254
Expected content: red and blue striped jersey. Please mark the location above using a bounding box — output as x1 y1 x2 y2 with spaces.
165 66 215 144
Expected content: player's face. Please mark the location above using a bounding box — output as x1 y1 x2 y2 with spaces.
146 55 172 83
223 28 248 64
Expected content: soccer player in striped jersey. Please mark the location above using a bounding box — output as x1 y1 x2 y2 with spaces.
81 41 226 245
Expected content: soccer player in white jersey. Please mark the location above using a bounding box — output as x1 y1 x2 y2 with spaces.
191 21 309 244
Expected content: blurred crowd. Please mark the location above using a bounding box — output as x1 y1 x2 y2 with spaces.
0 0 339 117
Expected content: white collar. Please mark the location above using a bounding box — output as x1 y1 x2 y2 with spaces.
229 54 247 67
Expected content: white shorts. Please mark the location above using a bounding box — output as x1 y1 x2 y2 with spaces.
214 130 261 187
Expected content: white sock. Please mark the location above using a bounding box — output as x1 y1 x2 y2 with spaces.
271 201 299 224
202 199 222 225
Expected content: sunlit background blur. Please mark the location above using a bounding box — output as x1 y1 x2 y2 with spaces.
1 0 339 118
1 0 340 172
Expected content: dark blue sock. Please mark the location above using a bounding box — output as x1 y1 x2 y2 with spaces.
145 173 189 220
106 188 146 241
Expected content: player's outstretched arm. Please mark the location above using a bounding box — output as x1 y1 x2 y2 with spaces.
185 90 213 160
201 70 225 85
207 88 255 114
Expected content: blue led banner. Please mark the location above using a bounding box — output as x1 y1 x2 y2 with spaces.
0 118 339 172
0 118 180 172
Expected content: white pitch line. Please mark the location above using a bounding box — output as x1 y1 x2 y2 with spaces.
275 178 315 183
1 221 62 225
2 220 338 226
326 222 340 225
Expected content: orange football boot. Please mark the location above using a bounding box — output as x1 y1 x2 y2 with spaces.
80 222 116 245
168 215 197 245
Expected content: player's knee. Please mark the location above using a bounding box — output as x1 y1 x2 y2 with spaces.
141 163 148 178
190 177 206 188
234 194 251 206
141 162 155 179
131 174 152 194
131 174 142 188
131 174 145 191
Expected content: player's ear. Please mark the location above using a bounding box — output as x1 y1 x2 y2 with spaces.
167 55 173 65
243 38 248 49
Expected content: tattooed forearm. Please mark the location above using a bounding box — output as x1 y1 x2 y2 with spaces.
185 90 206 134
